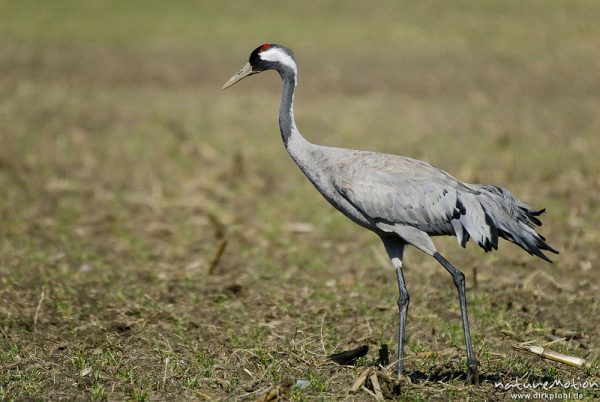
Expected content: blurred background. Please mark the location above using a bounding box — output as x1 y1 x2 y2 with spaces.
1 1 599 400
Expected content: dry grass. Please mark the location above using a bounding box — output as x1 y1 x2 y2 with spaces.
1 1 599 400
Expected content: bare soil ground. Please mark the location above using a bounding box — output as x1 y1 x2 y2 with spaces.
1 1 599 400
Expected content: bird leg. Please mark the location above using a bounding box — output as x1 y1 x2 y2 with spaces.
394 261 409 378
381 238 408 379
434 252 480 385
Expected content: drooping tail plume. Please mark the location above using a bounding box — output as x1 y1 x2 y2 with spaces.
472 185 559 262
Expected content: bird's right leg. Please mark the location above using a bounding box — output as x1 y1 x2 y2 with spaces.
434 252 480 385
381 236 408 379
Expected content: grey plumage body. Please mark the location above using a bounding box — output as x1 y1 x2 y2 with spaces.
223 44 558 385
290 140 554 260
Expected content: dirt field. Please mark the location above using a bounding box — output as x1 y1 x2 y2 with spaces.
1 1 599 400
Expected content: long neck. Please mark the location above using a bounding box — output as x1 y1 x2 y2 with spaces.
278 69 308 148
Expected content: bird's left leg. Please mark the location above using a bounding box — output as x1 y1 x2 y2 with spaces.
433 252 480 385
381 236 408 379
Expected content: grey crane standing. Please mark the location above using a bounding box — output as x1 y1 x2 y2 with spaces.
222 44 558 384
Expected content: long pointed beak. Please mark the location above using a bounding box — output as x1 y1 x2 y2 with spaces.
221 62 255 90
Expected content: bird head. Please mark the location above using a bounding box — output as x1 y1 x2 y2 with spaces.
222 44 297 89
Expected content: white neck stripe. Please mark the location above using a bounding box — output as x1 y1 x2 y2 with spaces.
260 48 297 74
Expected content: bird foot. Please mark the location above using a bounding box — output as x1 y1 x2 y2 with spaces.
465 364 480 386
392 371 404 396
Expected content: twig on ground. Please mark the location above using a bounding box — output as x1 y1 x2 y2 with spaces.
243 368 256 381
361 385 377 398
33 285 45 331
207 239 228 275
350 367 372 393
513 344 590 368
553 328 581 339
500 329 521 340
320 314 327 355
163 357 170 388
207 212 226 239
544 334 567 345
369 372 384 400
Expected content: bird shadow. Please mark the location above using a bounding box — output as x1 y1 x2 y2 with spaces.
407 369 557 386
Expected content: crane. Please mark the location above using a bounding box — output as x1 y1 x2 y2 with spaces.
222 44 558 385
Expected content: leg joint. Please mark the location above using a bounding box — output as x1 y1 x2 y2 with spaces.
468 358 480 368
397 290 410 307
452 270 465 287
436 253 466 287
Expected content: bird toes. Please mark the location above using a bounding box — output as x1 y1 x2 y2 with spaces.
466 365 480 386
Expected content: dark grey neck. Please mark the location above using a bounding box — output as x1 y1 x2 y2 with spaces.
278 68 298 147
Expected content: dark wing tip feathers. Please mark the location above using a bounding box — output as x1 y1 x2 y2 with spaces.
484 212 499 251
540 240 560 255
510 204 557 261
479 196 557 261
536 251 554 263
518 224 559 262
528 208 559 260
518 206 545 226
